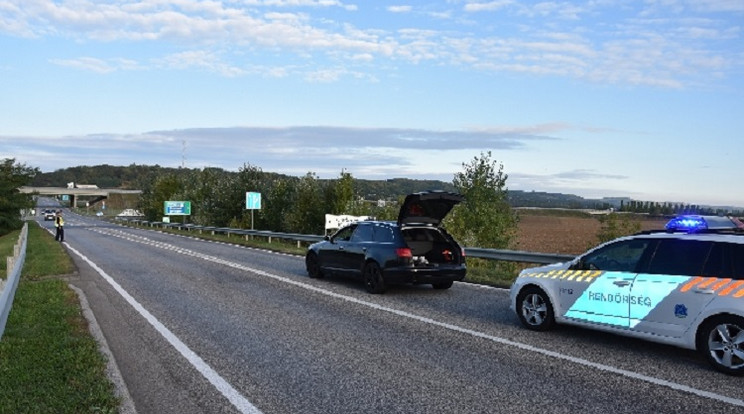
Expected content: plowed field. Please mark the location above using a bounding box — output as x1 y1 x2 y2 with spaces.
514 213 667 255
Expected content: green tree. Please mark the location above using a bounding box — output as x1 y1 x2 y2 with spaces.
596 213 642 244
139 174 185 221
286 172 325 234
445 151 517 249
0 159 39 235
261 178 295 231
444 152 518 277
327 169 355 214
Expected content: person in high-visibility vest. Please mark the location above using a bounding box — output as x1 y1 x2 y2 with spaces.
54 210 65 242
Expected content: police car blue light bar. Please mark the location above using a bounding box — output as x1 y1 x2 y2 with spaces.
665 215 744 232
665 215 707 232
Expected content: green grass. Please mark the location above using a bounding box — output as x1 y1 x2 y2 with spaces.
19 224 75 281
0 223 119 414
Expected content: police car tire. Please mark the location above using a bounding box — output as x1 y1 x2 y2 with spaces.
699 315 744 376
516 286 555 331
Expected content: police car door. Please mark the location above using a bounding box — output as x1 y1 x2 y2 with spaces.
563 239 652 328
630 239 719 338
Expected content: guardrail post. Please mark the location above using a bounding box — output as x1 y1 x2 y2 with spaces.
6 257 12 278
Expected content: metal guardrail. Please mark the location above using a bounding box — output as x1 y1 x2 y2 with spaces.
1 223 29 340
116 218 576 265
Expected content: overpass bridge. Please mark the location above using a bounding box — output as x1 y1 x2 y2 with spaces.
19 186 142 208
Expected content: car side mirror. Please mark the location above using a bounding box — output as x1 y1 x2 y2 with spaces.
570 259 586 271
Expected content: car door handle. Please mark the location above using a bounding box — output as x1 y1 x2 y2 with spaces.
613 281 631 287
339 246 345 251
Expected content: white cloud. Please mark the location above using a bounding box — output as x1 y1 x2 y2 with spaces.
49 57 118 73
387 5 413 13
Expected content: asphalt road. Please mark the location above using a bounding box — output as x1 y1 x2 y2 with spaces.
35 209 744 414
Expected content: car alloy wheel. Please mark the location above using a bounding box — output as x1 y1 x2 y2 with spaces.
702 316 744 375
305 252 324 279
363 262 386 294
516 286 555 331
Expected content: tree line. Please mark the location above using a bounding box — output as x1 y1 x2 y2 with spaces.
618 200 742 217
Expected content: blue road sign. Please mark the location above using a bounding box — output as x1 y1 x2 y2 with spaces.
246 192 261 210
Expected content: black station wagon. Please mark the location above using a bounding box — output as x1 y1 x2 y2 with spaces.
305 191 467 293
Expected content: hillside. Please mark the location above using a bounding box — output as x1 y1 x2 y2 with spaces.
32 164 742 214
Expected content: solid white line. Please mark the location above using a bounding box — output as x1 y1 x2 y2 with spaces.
89 229 744 408
65 244 263 414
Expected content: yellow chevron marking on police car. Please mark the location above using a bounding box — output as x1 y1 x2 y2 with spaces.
523 269 602 283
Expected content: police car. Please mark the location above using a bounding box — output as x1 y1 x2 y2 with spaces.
510 215 744 375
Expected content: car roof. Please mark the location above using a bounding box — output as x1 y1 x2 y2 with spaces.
621 231 744 245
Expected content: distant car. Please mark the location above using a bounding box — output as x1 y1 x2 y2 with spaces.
305 191 467 294
44 210 56 221
510 215 744 375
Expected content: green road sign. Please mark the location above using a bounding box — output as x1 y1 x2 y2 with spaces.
164 201 191 215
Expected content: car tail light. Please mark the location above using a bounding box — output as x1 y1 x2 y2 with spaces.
396 248 413 258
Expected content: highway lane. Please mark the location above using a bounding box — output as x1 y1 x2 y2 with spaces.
36 210 744 414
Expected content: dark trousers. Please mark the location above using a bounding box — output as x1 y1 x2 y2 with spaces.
55 226 64 242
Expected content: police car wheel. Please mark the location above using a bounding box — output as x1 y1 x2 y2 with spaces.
700 315 744 376
516 286 555 331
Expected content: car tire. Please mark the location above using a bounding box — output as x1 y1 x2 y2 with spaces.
698 315 744 376
516 286 555 331
305 252 324 279
432 280 454 290
363 262 386 294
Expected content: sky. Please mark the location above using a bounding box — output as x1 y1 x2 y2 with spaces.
1 1 742 208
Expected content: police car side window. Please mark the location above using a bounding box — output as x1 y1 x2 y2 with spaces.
582 239 651 272
701 242 729 278
729 243 744 280
647 239 712 276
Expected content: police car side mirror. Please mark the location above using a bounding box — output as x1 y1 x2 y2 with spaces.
570 259 588 271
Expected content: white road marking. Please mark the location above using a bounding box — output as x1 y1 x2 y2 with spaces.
65 244 263 414
90 228 744 409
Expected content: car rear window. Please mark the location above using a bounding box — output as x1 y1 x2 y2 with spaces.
646 239 712 276
372 224 396 243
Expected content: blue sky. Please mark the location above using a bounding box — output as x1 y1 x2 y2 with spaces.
1 1 742 207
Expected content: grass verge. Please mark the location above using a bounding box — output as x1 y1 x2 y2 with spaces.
0 223 119 414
